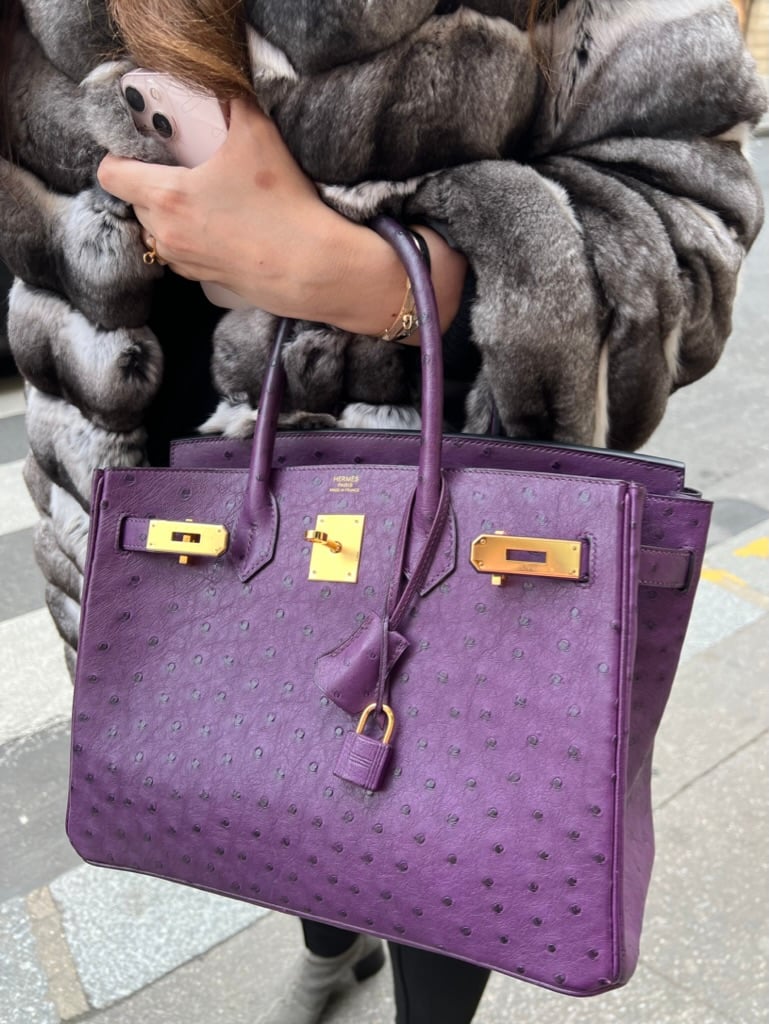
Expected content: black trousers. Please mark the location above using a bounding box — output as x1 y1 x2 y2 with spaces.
301 920 490 1024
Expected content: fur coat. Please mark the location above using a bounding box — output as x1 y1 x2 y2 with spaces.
0 0 766 673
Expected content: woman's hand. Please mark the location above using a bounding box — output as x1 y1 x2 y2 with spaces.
98 98 334 312
97 97 467 337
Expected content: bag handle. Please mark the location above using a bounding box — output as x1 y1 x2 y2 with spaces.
230 216 446 581
373 216 444 526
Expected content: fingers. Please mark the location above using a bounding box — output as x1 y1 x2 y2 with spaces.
97 152 186 208
98 155 186 268
96 153 140 203
97 98 269 204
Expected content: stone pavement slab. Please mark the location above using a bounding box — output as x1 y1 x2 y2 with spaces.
0 609 73 747
0 379 26 419
26 887 89 1022
0 724 81 902
0 459 37 535
0 528 45 621
0 412 26 461
0 897 58 1024
642 738 768 1024
652 612 768 808
706 498 769 548
679 574 766 661
704 526 769 598
49 865 268 1009
82 903 397 1024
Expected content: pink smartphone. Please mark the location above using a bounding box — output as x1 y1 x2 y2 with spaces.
120 69 250 310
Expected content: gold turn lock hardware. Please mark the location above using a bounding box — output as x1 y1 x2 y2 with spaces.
306 515 365 584
146 519 229 564
470 532 584 585
304 530 342 553
357 703 396 745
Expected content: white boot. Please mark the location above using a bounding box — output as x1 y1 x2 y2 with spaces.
258 933 386 1024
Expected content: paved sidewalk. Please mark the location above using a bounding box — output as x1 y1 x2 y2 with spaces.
1 141 767 1024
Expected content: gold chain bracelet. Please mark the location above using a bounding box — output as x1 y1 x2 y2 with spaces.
379 277 418 342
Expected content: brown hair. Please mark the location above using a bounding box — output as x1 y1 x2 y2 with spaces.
528 0 560 73
527 0 561 32
107 0 554 98
1 0 555 161
106 0 252 98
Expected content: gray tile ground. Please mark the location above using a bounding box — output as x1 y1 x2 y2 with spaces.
482 960 740 1024
0 377 25 419
678 575 765 662
640 736 768 1024
26 887 89 1022
50 866 268 1009
652 613 768 808
0 413 27 463
0 724 81 902
0 527 45 622
708 498 769 548
0 461 37 535
703 524 769 597
0 609 72 747
80 908 331 1024
0 897 59 1024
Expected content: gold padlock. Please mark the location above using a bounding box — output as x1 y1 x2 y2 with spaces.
356 703 396 745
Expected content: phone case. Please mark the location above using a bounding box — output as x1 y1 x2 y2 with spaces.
121 70 250 310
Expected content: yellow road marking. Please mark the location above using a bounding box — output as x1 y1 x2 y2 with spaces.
700 566 769 607
733 537 769 560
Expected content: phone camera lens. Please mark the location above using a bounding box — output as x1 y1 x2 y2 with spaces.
152 113 174 139
124 86 145 112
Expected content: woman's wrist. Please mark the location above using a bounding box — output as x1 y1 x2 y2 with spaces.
293 210 468 341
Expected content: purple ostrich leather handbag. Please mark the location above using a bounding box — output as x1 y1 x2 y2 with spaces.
68 217 711 996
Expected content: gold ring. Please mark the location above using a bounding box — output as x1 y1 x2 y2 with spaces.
142 233 158 265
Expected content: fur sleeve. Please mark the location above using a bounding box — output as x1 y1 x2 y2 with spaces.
409 0 766 450
2 2 167 673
